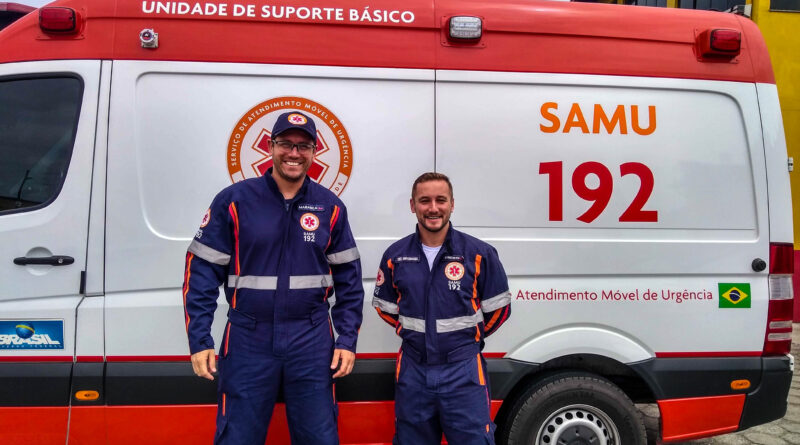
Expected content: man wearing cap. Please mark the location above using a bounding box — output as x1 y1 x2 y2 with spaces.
182 111 364 444
372 172 511 445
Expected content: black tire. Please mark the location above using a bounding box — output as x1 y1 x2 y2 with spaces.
502 372 646 445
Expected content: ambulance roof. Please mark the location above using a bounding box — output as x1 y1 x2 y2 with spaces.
0 0 774 83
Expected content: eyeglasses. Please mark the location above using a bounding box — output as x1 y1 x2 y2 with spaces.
272 140 316 153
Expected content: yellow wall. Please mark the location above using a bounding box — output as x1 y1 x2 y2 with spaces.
750 3 800 245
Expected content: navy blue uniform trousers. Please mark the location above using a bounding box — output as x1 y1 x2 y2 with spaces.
393 351 495 445
214 309 338 445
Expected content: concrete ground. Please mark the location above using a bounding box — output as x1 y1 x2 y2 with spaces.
639 325 800 445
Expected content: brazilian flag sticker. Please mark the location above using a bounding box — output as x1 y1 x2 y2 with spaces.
718 283 751 308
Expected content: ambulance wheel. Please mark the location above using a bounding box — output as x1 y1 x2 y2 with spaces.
503 372 646 445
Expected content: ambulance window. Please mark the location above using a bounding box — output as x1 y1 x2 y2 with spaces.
0 77 82 214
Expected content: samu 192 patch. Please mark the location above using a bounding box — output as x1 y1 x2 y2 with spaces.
718 283 751 308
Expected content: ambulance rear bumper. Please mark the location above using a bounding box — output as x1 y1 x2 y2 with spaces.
738 354 793 430
632 354 793 442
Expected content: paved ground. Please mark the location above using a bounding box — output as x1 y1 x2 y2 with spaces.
638 325 800 445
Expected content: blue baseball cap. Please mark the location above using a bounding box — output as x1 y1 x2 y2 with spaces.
271 111 317 141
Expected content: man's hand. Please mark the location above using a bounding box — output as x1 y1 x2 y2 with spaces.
330 349 355 378
191 349 217 380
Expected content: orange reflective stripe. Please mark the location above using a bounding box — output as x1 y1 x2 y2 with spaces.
323 285 332 302
476 354 486 386
223 322 231 356
330 205 340 231
471 255 482 312
376 307 398 327
387 259 402 304
484 307 503 331
396 350 403 380
222 393 227 416
229 202 240 308
182 253 194 332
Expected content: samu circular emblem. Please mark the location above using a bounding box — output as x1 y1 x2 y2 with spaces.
376 268 385 286
287 113 307 125
227 96 353 196
444 262 465 281
300 213 320 231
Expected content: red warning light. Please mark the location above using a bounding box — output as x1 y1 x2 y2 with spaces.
39 7 78 33
696 28 741 59
710 29 742 53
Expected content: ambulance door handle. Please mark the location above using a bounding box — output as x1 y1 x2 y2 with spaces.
13 255 75 266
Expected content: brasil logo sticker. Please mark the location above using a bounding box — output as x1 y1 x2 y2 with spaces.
718 283 751 308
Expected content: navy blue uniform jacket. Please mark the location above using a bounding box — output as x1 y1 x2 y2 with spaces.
372 225 511 364
182 173 364 355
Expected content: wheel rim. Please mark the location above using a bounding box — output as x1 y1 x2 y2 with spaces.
534 404 620 445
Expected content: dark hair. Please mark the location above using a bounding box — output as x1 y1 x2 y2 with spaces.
412 172 453 199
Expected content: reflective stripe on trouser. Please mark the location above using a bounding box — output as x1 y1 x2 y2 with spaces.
214 314 338 445
393 353 495 445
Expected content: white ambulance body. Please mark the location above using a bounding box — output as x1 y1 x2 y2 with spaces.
0 0 793 444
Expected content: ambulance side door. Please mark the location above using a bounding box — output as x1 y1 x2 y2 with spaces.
0 60 101 443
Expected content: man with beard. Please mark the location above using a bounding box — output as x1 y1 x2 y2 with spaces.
183 111 363 444
372 172 512 445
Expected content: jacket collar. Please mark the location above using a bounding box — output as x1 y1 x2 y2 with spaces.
414 222 456 253
264 167 310 201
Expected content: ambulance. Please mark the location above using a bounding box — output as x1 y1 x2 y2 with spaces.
0 0 793 443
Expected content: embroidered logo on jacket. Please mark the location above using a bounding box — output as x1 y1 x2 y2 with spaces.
301 213 320 231
376 268 385 286
445 262 465 281
200 208 211 228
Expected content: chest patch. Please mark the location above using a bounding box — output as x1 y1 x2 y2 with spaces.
394 256 420 263
443 255 464 262
444 262 465 281
300 213 320 231
298 204 325 212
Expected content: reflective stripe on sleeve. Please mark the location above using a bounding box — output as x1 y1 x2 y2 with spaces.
372 297 399 314
436 311 483 333
289 274 334 289
481 291 512 312
327 247 360 265
228 275 278 289
188 240 231 265
399 315 425 333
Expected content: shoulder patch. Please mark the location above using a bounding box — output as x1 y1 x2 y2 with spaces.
200 208 211 228
376 268 385 286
